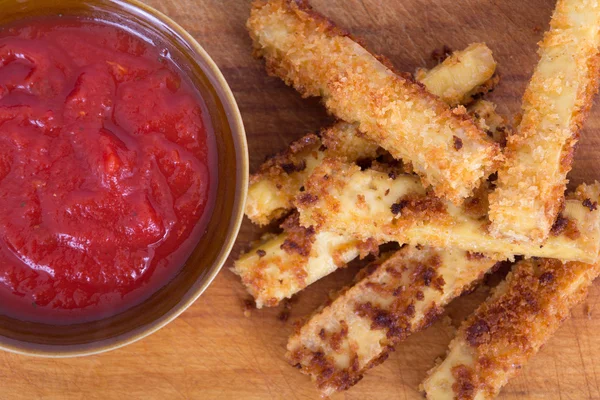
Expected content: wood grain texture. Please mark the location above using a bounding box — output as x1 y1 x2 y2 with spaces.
2 0 600 399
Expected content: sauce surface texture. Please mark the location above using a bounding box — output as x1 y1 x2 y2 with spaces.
0 17 215 323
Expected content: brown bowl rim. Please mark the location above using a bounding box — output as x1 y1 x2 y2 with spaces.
0 0 248 357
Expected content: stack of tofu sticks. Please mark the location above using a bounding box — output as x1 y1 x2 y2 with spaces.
233 0 600 398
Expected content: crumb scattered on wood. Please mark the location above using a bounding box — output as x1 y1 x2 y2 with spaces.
277 299 293 322
243 297 255 317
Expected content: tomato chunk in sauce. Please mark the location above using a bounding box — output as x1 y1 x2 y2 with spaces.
0 17 215 323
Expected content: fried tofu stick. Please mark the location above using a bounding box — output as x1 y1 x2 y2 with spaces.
246 42 499 225
247 0 503 204
233 212 380 308
488 0 600 243
245 133 328 226
233 229 362 308
287 246 499 397
421 256 600 400
234 171 422 307
297 159 600 263
417 43 497 107
245 122 377 226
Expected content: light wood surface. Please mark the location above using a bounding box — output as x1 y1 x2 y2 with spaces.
3 0 600 399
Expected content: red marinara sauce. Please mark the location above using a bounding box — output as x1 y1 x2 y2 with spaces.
0 17 216 324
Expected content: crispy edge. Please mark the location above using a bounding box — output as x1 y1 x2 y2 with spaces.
246 42 502 226
488 0 600 243
422 257 600 399
248 0 503 204
297 158 600 263
232 212 378 307
286 246 497 396
245 133 322 225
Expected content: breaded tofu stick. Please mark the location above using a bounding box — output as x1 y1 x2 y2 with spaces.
236 159 425 308
297 159 600 263
287 246 499 397
245 122 377 226
246 43 499 225
232 213 378 308
248 0 503 204
240 101 510 305
421 256 600 399
239 105 548 307
488 0 600 243
417 43 497 106
245 133 327 226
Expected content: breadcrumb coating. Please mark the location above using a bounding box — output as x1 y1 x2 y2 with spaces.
232 212 377 308
286 246 498 397
247 0 503 204
246 42 499 225
489 0 600 243
297 159 600 263
320 121 379 161
246 134 325 225
421 257 600 399
467 100 511 147
419 43 497 106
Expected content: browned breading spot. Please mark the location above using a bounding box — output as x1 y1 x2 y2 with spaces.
550 214 580 240
391 194 447 218
452 365 476 400
287 247 497 396
583 198 598 211
466 252 486 260
453 135 463 150
280 213 316 257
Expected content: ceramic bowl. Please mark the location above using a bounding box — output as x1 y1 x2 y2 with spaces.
0 0 248 357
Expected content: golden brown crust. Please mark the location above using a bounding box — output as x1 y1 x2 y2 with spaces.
279 212 316 257
489 0 600 243
245 133 324 225
320 122 379 161
248 0 503 204
232 211 377 308
418 43 498 106
297 159 600 263
422 257 600 399
286 246 497 396
467 99 511 147
251 134 320 186
390 193 447 218
245 42 501 226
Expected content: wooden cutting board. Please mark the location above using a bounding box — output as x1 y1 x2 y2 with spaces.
3 0 600 399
